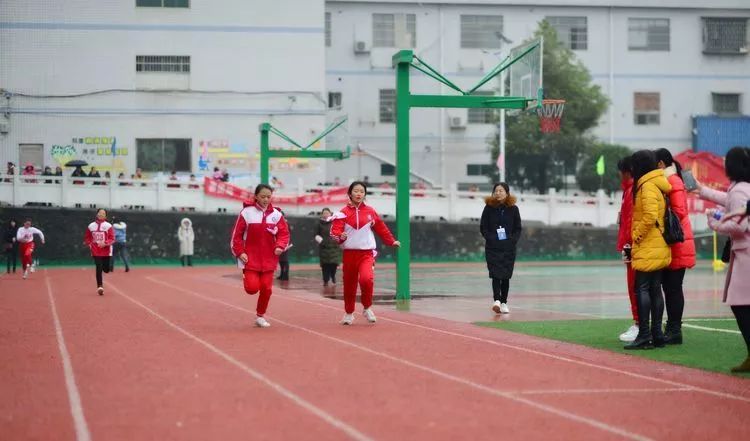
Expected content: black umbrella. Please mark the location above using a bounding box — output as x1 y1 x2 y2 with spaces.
64 160 89 167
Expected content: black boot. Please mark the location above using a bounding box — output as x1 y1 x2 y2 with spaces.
624 330 653 350
663 322 683 345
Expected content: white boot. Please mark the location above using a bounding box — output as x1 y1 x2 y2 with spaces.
492 300 502 314
340 313 354 325
499 303 510 314
619 324 639 342
255 317 271 328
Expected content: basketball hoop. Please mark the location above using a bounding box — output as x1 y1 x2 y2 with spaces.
536 99 566 133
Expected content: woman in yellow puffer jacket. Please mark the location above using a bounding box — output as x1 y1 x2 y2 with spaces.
626 150 672 350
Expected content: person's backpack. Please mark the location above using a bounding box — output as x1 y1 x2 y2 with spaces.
661 193 685 245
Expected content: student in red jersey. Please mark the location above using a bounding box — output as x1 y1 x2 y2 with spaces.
16 219 45 280
231 184 290 328
330 181 400 325
616 156 639 342
84 208 115 295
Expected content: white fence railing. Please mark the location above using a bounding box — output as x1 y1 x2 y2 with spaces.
2 173 706 229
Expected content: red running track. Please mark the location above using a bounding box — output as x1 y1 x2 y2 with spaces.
1 267 749 441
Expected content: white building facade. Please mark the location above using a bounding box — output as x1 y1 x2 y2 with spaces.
324 0 750 188
1 0 748 190
0 0 328 187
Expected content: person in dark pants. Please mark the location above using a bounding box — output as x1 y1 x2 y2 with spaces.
111 217 131 272
480 182 522 314
315 208 342 287
84 208 115 296
626 150 672 350
655 148 696 345
4 219 19 274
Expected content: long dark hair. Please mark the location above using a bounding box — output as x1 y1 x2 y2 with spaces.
348 181 367 197
254 183 273 195
631 150 658 201
725 146 750 183
655 148 683 179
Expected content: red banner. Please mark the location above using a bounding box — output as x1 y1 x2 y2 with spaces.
674 150 729 213
204 177 349 206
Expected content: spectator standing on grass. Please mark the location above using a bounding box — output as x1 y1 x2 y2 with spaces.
694 146 750 373
230 184 290 328
655 148 696 345
177 218 195 267
4 219 19 274
616 156 639 343
625 150 671 350
315 208 342 287
480 182 522 315
84 208 115 296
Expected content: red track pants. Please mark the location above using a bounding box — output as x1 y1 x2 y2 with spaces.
342 250 375 314
243 270 274 316
19 242 34 271
626 263 639 322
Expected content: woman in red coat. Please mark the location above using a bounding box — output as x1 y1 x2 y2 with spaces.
330 181 400 325
230 184 290 328
616 156 639 342
655 149 696 344
84 208 115 295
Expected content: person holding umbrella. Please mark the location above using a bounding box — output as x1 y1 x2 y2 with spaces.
66 159 89 185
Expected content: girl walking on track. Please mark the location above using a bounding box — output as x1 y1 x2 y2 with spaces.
16 219 45 280
330 181 400 325
480 183 522 314
84 208 115 295
231 184 290 328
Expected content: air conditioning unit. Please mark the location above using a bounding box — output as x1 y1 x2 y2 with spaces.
449 115 466 129
354 40 370 54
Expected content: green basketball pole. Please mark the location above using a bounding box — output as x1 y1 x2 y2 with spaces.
391 42 540 301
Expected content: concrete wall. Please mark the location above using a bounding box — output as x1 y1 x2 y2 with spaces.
0 206 717 266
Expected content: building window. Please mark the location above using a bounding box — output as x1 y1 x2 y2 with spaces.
712 93 741 115
460 15 504 49
634 92 660 125
325 12 331 47
136 56 190 73
379 89 396 123
328 92 342 109
702 18 748 54
136 139 192 172
136 0 189 7
467 164 493 176
546 16 587 50
468 92 496 124
381 164 395 176
373 13 416 48
628 18 670 51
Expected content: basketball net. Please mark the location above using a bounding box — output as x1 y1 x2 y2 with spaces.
536 99 566 133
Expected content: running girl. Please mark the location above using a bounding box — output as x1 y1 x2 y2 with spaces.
84 208 115 295
330 181 400 325
16 219 45 279
231 184 290 328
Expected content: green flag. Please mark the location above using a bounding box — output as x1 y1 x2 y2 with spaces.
596 155 605 176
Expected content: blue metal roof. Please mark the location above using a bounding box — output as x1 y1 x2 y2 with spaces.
692 115 750 156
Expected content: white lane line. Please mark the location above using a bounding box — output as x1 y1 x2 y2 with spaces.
148 277 654 441
276 294 750 404
107 281 373 441
44 272 92 441
682 324 741 335
683 318 735 322
516 387 692 396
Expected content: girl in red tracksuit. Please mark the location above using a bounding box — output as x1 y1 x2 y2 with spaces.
16 219 45 279
231 184 290 328
84 208 115 295
330 181 400 325
616 157 638 343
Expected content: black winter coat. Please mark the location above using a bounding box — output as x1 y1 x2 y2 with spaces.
480 197 522 279
3 225 18 250
315 219 342 265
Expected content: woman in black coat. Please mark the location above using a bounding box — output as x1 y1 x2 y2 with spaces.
4 219 19 274
480 183 522 314
315 208 342 287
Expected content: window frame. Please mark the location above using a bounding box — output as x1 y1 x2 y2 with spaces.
628 18 670 51
379 89 396 123
136 55 191 73
136 138 192 173
380 163 396 176
545 16 588 51
467 92 496 124
373 13 416 48
328 92 342 109
702 17 749 55
712 93 741 115
136 0 190 8
633 92 661 126
460 15 504 49
325 12 331 47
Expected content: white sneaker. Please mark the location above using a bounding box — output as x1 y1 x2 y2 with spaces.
492 300 502 314
619 324 639 342
363 308 377 323
340 313 354 325
255 317 271 328
499 303 510 314
97 287 104 296
23 269 29 279
30 264 36 273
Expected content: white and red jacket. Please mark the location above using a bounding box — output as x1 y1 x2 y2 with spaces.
84 219 115 257
330 202 396 250
16 226 45 244
231 203 290 272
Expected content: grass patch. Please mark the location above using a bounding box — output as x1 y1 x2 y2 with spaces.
476 318 749 377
